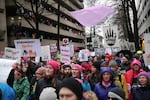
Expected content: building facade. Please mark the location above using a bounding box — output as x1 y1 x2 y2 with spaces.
5 0 85 49
136 0 150 37
0 0 8 50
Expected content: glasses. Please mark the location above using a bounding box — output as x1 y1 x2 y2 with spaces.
108 97 119 100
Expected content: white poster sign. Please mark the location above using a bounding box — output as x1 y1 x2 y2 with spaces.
14 39 41 57
67 45 74 57
143 53 150 66
128 42 135 52
94 48 105 56
79 49 89 62
4 47 21 61
144 34 150 53
103 25 119 48
41 46 51 61
60 46 71 64
0 59 17 83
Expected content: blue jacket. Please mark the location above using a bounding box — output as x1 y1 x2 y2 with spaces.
0 83 16 100
94 67 118 100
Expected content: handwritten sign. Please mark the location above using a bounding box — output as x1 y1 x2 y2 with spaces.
41 46 51 61
4 47 21 61
60 46 71 64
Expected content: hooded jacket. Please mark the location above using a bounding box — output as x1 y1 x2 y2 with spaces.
94 67 118 100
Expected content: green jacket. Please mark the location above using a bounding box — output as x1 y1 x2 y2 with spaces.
13 77 30 100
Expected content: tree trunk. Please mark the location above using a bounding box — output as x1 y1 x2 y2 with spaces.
131 0 140 50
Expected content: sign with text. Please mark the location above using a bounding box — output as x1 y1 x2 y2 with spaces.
41 46 51 61
14 39 41 57
0 59 17 83
60 46 71 64
4 47 21 61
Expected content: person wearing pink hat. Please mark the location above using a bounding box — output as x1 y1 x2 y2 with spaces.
124 59 144 100
71 64 91 92
34 60 62 99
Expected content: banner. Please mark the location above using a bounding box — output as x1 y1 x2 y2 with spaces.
4 47 21 61
60 46 71 64
0 59 17 83
14 39 41 57
41 46 51 61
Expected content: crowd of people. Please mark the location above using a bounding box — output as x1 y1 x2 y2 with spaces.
0 50 150 100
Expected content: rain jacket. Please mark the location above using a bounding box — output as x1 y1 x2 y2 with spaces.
94 67 118 100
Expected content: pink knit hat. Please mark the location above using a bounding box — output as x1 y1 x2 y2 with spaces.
131 59 142 68
47 60 60 74
72 64 84 73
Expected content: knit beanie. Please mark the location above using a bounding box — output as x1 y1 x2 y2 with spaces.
59 77 83 100
47 60 60 74
137 72 149 79
72 64 84 73
108 87 125 100
108 60 118 68
39 87 57 100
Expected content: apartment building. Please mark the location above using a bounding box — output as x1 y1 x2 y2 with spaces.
5 0 85 49
136 0 150 37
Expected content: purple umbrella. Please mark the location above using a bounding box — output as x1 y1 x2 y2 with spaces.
69 5 116 27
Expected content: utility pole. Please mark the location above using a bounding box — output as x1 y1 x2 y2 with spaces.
57 0 60 51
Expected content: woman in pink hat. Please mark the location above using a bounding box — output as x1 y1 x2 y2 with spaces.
124 59 144 100
34 60 62 99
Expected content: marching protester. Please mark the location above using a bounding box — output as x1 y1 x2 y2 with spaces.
29 67 46 99
120 55 131 74
109 60 128 100
0 83 16 100
59 77 83 100
124 59 144 100
7 62 19 88
108 87 125 100
13 66 30 100
71 64 91 92
34 60 62 99
132 72 150 100
94 67 118 100
88 61 101 90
